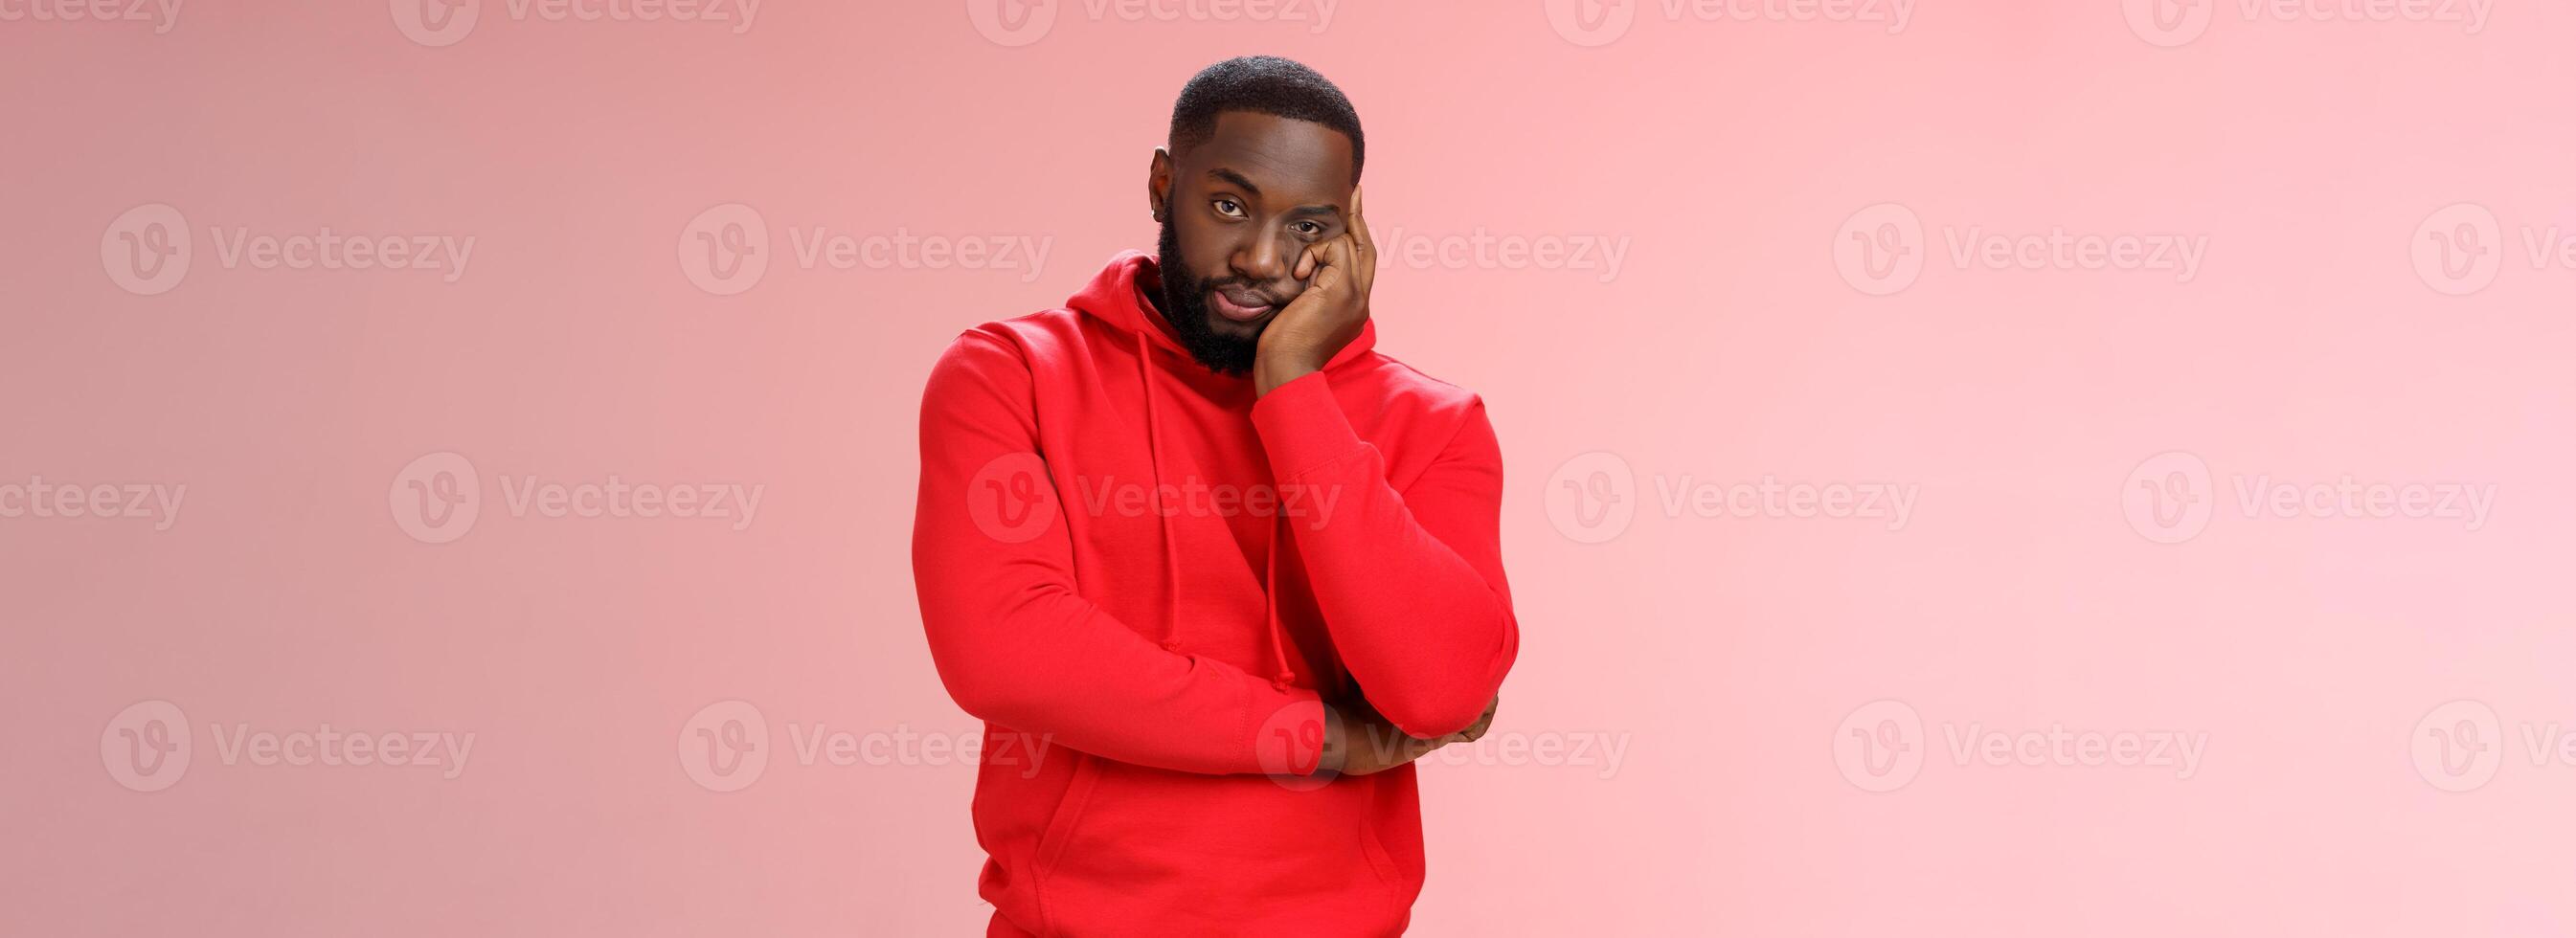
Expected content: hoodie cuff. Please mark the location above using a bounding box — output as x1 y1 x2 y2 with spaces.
1250 371 1367 482
1249 690 1331 776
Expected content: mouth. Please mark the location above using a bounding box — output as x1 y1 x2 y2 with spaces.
1207 287 1277 324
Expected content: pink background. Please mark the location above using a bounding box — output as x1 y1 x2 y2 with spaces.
7 1 2572 934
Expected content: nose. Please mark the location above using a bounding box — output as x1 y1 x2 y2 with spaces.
1228 228 1293 289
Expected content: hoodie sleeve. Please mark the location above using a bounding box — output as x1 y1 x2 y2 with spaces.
1250 371 1520 739
913 331 1329 776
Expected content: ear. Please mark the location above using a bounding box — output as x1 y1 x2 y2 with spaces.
1147 146 1174 223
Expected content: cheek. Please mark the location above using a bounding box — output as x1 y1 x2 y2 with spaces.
1181 225 1239 279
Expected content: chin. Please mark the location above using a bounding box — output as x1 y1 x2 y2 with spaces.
1206 313 1267 340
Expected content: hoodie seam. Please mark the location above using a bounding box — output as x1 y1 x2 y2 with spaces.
1279 440 1372 487
1390 398 1486 500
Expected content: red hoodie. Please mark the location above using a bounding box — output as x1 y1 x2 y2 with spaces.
914 250 1519 936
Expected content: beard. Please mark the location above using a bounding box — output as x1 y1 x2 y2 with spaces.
1153 215 1264 375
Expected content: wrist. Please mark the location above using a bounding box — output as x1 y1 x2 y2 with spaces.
1254 349 1322 397
1317 702 1347 775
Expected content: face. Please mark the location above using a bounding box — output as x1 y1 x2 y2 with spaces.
1147 111 1356 374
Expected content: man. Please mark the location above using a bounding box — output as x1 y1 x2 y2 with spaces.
913 56 1519 936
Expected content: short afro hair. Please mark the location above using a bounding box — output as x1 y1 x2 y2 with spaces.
1168 56 1364 183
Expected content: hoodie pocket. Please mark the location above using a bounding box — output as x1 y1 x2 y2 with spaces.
1033 760 1404 935
1030 752 1104 883
1358 816 1409 918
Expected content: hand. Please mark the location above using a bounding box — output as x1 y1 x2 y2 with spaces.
1254 185 1376 396
1321 692 1499 777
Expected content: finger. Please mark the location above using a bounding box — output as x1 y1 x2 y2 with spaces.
1299 238 1350 299
1345 186 1370 254
1320 234 1355 290
1458 702 1497 742
1389 738 1432 768
1294 240 1324 281
1344 187 1375 294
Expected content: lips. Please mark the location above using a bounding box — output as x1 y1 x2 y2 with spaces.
1208 287 1277 323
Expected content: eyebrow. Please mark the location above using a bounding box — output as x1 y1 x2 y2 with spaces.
1205 168 1343 218
1207 168 1262 197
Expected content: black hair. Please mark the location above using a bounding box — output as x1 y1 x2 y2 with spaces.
1168 56 1364 182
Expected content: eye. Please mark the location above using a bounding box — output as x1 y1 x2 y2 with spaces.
1290 220 1325 237
1212 198 1247 219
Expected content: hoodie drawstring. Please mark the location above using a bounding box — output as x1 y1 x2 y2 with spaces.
1136 330 1297 692
1259 515 1292 690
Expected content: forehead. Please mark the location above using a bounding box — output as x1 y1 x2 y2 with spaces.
1182 111 1355 198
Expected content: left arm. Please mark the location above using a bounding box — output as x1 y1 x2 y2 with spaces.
1251 375 1519 739
1252 185 1518 738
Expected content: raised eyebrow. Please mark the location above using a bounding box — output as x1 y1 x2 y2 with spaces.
1285 205 1344 220
1206 168 1261 197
